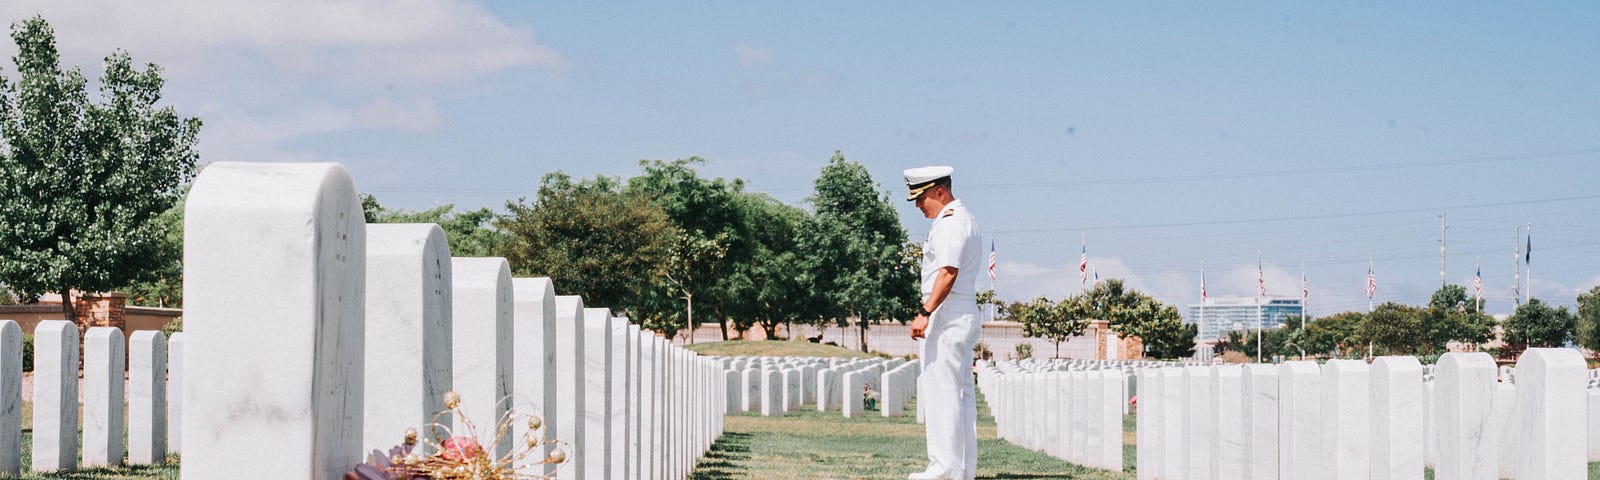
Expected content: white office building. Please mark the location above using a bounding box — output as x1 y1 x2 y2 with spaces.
1185 295 1304 341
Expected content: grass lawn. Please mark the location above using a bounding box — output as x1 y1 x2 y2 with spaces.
685 340 885 359
11 402 179 480
691 389 1132 480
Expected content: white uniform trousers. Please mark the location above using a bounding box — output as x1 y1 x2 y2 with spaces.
918 299 982 479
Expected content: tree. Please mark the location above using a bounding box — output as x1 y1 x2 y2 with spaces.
1138 304 1196 359
1417 284 1494 355
1503 298 1575 349
498 172 679 333
119 192 184 307
724 193 816 340
1360 302 1425 356
362 194 507 257
1013 295 1088 358
624 158 750 341
1302 312 1366 357
0 16 201 324
807 151 917 352
1576 286 1600 354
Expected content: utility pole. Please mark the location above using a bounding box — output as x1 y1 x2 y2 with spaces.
1440 213 1448 287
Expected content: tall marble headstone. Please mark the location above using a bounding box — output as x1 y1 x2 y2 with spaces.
1277 361 1321 479
582 307 614 479
553 296 586 479
129 330 169 465
1369 356 1422 480
1240 364 1278 480
0 321 17 476
32 320 79 473
1513 348 1586 478
451 257 514 457
1323 359 1370 478
1211 365 1243 480
168 332 185 455
363 224 453 453
1435 352 1496 480
608 317 630 480
84 327 127 468
511 277 556 475
182 162 365 479
1135 368 1161 480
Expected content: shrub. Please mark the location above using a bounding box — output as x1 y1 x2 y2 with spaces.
1013 343 1033 360
21 334 32 372
161 317 183 337
973 342 993 361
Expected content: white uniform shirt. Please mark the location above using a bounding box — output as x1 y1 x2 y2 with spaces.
921 198 982 302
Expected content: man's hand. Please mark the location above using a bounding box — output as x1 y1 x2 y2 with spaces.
910 314 929 339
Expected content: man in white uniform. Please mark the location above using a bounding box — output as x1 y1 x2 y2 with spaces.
904 166 982 480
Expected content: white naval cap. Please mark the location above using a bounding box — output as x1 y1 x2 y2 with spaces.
903 165 954 201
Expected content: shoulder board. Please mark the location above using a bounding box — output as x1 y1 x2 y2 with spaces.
940 209 956 218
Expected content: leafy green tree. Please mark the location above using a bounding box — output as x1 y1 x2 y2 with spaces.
1013 295 1088 358
1138 304 1196 359
1360 302 1425 355
1303 311 1366 357
1503 298 1576 349
807 151 917 352
724 193 816 340
624 158 750 340
1416 284 1495 355
119 193 184 307
362 194 507 257
498 172 679 333
0 16 201 323
1576 286 1600 354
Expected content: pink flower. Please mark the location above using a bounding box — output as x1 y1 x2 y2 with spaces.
441 436 483 462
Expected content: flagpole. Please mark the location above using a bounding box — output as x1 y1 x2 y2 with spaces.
1301 262 1307 331
1525 223 1532 304
1475 255 1482 313
1514 224 1522 306
1256 251 1263 364
1200 262 1207 341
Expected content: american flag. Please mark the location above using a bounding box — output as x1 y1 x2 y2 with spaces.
1201 266 1207 302
1366 265 1377 298
1257 260 1265 297
988 241 997 281
1079 243 1089 286
1474 265 1483 304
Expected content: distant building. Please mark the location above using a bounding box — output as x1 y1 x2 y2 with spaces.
1185 295 1304 341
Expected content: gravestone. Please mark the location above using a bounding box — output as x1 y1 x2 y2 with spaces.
1369 356 1423 480
627 324 642 480
363 224 453 453
1323 359 1370 478
1097 370 1124 471
817 368 839 411
1211 365 1243 480
582 307 614 479
168 332 185 455
1492 382 1517 479
1135 368 1161 480
182 162 365 479
608 316 629 480
783 369 801 411
1278 361 1321 479
743 368 760 412
84 327 127 468
639 331 660 480
451 257 514 457
1183 365 1214 477
762 369 784 417
1513 348 1586 478
1435 352 1497 480
0 321 17 476
129 331 168 465
1241 363 1279 480
33 320 79 473
725 370 742 415
1589 390 1600 461
511 277 556 475
553 296 587 479
1158 367 1185 479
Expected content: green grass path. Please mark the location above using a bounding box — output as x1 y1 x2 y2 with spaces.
691 390 1132 480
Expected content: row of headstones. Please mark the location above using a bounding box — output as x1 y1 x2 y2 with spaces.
979 360 1129 471
879 361 920 417
992 358 1161 415
0 321 184 475
725 357 920 419
1134 348 1590 480
179 162 728 479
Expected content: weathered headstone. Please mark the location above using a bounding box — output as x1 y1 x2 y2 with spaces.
363 224 453 453
1277 361 1321 479
0 320 18 476
1435 352 1496 480
783 368 801 412
1323 359 1369 478
743 368 760 412
129 330 169 465
583 307 614 479
1369 356 1422 480
168 332 185 455
511 277 556 475
1513 348 1586 478
762 369 784 417
32 320 80 473
451 257 514 457
553 296 586 479
182 162 365 479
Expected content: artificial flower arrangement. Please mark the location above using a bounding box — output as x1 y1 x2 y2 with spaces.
346 390 572 480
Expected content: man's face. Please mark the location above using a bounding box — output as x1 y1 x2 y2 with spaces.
914 185 942 219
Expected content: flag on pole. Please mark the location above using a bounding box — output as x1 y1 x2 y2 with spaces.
1257 260 1266 296
1302 272 1309 299
987 241 997 281
1079 243 1089 286
1366 264 1377 299
1094 268 1100 287
1201 266 1208 302
1525 228 1532 264
1474 265 1483 303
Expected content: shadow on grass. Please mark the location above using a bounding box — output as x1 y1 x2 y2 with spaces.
690 432 754 480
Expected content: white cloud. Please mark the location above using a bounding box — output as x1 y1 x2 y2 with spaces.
0 1 558 166
733 44 772 66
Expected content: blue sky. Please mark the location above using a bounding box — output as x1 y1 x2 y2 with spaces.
3 1 1597 316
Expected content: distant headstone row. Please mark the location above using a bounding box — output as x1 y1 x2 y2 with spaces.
980 358 1164 472
164 162 727 479
716 356 920 419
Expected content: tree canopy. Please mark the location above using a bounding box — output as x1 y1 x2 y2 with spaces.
0 16 200 321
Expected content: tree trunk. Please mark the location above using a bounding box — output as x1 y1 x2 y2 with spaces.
717 312 729 341
857 313 868 353
1055 341 1061 359
684 291 694 345
59 289 76 325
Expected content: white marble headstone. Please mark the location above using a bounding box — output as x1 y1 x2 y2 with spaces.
1435 352 1497 480
83 327 127 468
182 162 365 479
0 321 17 476
1369 356 1422 480
582 307 614 479
511 277 556 475
363 224 453 453
129 330 169 465
32 320 79 473
1513 348 1586 478
552 296 586 479
451 257 514 457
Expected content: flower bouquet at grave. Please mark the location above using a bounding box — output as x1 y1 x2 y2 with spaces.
346 390 573 480
863 384 879 411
